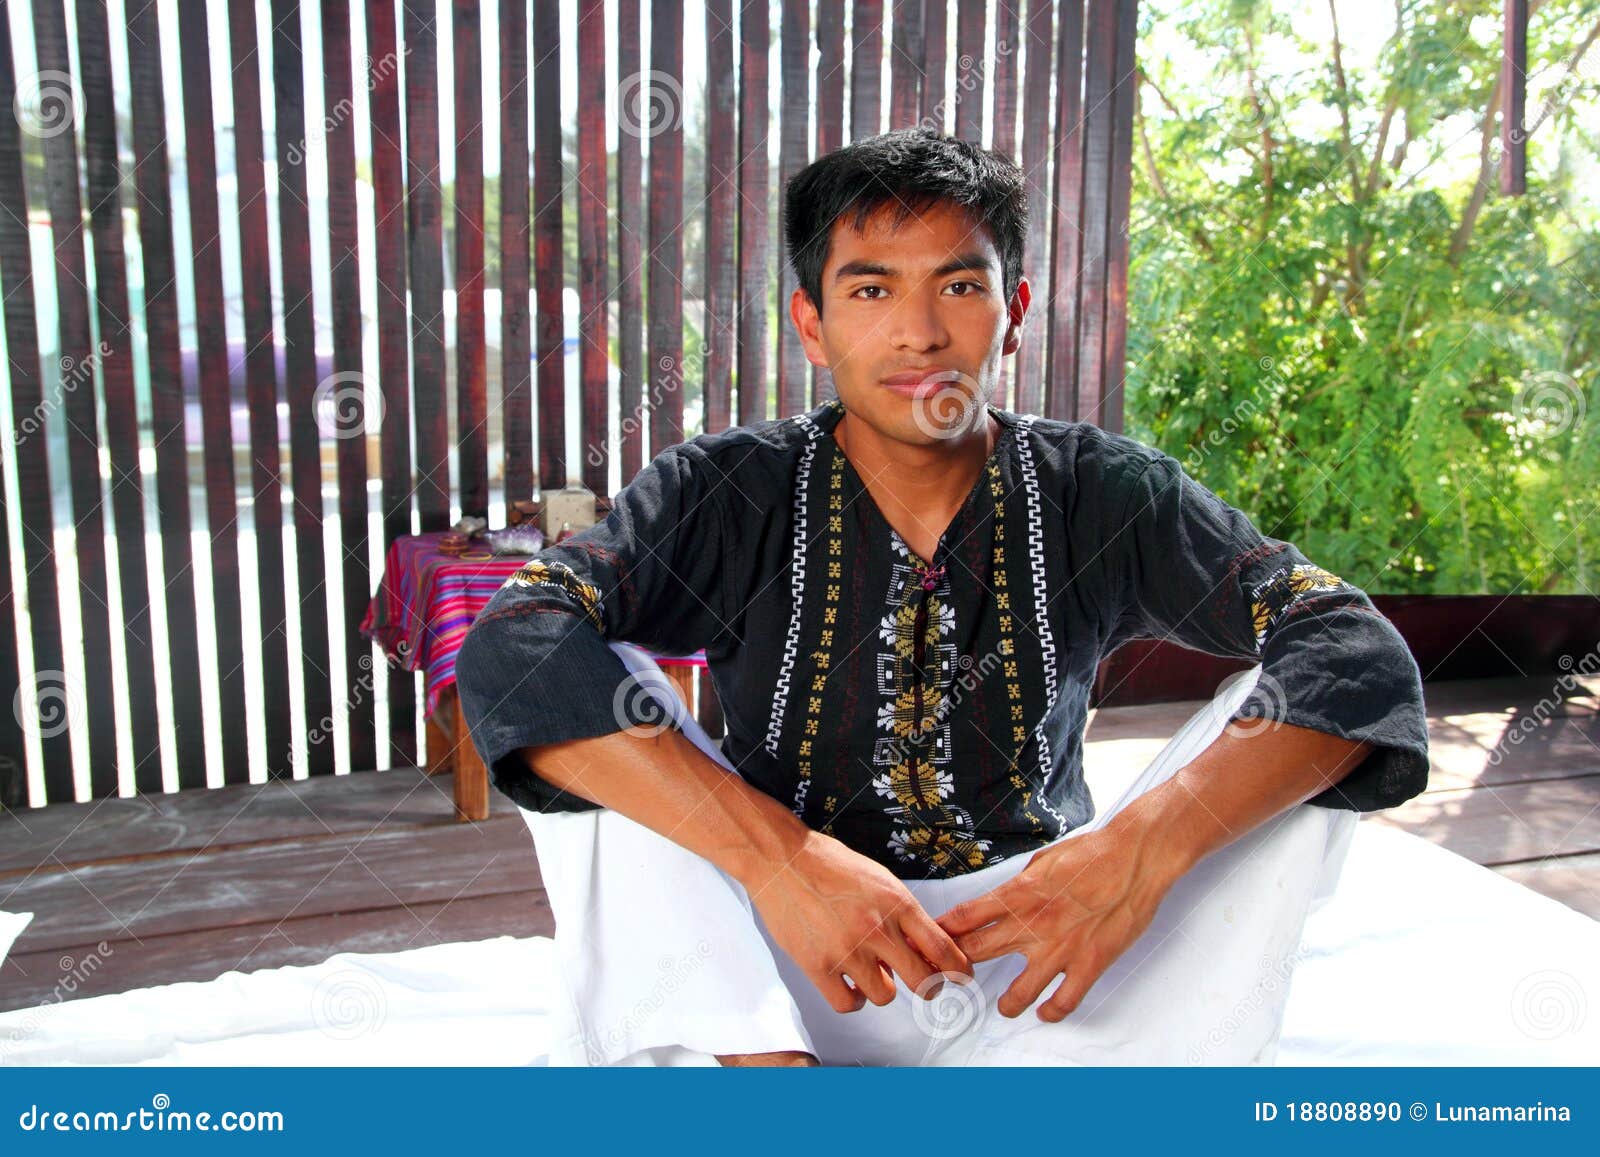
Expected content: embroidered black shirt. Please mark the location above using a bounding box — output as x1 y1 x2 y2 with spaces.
455 397 1430 880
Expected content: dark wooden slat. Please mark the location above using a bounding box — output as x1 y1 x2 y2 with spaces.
737 0 770 425
849 0 884 143
1044 0 1085 421
889 0 924 129
577 0 610 490
454 0 488 518
695 667 725 740
322 0 375 775
776 0 810 417
403 0 450 530
1500 0 1527 195
704 0 737 434
1014 0 1054 415
814 0 845 406
175 0 249 786
125 0 205 792
922 0 947 129
992 1 1021 158
1 887 553 1012
648 0 685 449
76 0 162 794
1099 0 1138 434
26 1 114 800
1073 0 1115 425
225 0 290 780
499 0 533 503
0 2 69 805
270 0 334 776
617 0 645 479
125 9 206 790
816 0 845 156
954 0 986 141
367 0 417 769
532 0 566 487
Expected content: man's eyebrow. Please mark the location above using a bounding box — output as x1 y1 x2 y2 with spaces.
831 251 998 282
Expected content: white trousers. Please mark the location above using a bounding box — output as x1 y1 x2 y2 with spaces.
523 643 1358 1066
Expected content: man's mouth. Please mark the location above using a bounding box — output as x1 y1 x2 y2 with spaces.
880 367 961 397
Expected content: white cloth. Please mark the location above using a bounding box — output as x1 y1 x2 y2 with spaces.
525 643 1359 1066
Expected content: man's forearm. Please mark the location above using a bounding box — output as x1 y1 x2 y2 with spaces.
1105 719 1374 885
515 725 815 889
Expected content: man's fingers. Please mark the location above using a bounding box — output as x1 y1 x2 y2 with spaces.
847 959 899 1007
898 909 973 980
1039 958 1104 1022
952 920 1025 964
936 890 1010 937
998 957 1061 1019
814 970 867 1015
875 932 938 1000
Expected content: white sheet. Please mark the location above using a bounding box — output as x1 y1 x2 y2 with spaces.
2 819 1594 1066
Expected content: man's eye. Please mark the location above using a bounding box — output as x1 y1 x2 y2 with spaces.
945 281 984 296
852 285 886 300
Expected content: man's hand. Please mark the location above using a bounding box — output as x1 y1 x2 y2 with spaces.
742 830 974 1014
934 824 1182 1022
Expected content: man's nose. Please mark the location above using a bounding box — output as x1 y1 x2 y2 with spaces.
887 288 950 352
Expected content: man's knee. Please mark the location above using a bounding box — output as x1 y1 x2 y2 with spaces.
715 1049 820 1067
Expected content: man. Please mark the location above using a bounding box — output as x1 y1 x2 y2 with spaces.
455 129 1430 1067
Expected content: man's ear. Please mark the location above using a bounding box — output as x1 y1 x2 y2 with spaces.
790 287 830 368
1001 276 1031 357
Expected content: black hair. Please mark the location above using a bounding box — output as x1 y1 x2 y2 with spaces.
782 128 1029 319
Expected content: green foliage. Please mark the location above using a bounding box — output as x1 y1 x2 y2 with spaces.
1129 0 1600 594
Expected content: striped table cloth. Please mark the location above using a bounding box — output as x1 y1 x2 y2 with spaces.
360 531 705 720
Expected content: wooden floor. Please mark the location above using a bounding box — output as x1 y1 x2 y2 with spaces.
2 675 1595 1013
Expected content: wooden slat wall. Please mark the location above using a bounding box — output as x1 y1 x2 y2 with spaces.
271 0 333 777
226 0 292 781
0 0 66 806
176 0 249 786
2 0 1141 804
368 0 417 769
323 0 375 775
76 0 162 793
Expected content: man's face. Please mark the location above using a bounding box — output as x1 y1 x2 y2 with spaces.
791 198 1029 446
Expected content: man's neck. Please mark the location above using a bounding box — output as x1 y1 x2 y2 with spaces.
833 408 999 562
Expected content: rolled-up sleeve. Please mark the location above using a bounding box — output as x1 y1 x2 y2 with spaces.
1104 452 1430 811
453 442 736 812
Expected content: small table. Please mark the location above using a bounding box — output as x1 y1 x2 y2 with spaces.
361 531 706 820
